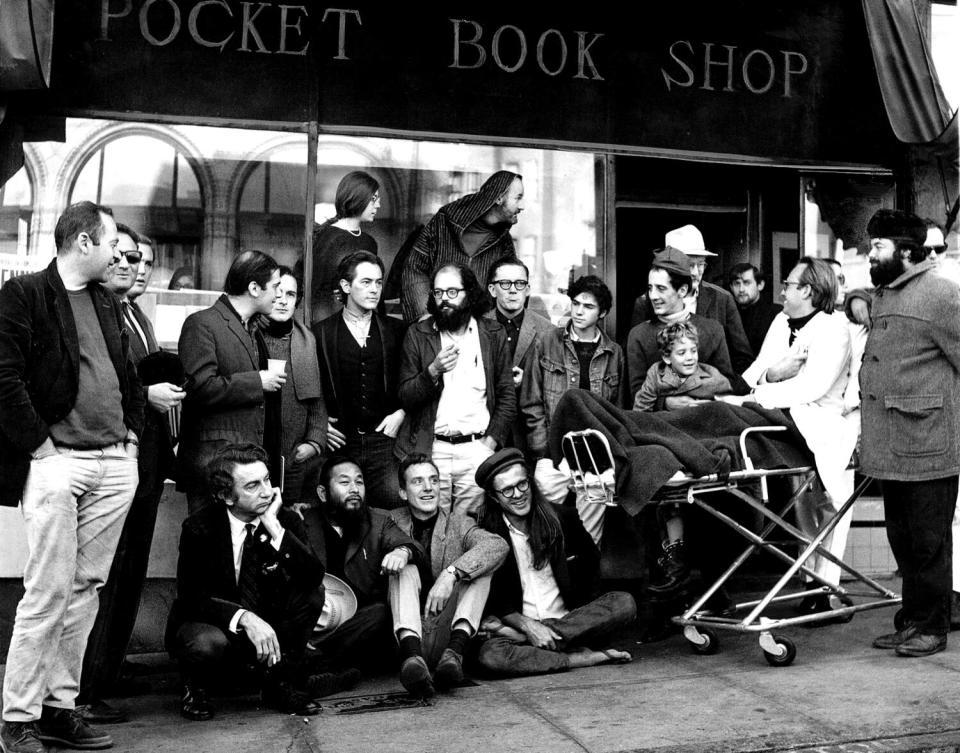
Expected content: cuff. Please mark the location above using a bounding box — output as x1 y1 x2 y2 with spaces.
229 609 247 634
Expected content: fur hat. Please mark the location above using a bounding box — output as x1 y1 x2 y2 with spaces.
866 209 926 247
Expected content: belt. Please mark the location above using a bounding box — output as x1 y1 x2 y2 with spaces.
434 432 484 445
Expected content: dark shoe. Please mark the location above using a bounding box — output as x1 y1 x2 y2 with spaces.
180 684 215 722
895 632 947 657
77 700 129 725
433 649 464 692
698 587 735 617
303 668 362 699
796 593 854 628
399 655 434 698
794 593 829 615
37 706 112 750
872 625 919 650
0 721 45 753
647 540 693 596
261 681 321 716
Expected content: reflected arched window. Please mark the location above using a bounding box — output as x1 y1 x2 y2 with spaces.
0 166 33 255
237 143 308 268
69 134 204 290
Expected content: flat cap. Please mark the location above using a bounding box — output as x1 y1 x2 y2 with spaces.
475 447 526 490
650 246 694 278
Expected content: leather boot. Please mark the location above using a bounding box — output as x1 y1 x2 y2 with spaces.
647 539 693 596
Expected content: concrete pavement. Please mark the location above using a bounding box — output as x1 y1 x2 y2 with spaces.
8 576 960 753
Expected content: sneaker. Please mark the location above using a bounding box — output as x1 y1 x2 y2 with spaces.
37 706 112 750
0 721 45 753
180 684 215 722
895 632 947 658
433 649 464 692
77 700 128 725
872 625 918 650
399 655 434 698
261 682 321 716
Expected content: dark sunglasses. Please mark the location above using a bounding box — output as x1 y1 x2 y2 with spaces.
120 251 142 265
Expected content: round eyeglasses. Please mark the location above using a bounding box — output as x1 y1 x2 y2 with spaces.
492 280 528 291
494 478 530 499
432 288 464 300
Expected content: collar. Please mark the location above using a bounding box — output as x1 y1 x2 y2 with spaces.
343 306 374 325
496 308 524 327
568 325 600 343
227 508 259 537
503 514 528 538
884 258 938 290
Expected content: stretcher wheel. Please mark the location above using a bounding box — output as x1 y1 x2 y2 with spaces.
686 627 719 655
762 635 796 667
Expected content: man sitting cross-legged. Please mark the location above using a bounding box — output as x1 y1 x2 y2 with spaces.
165 443 334 722
389 454 509 691
473 448 637 676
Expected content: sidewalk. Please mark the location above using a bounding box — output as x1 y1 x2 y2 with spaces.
5 576 960 753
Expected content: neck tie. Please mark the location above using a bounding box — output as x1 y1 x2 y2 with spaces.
238 523 261 610
123 301 150 353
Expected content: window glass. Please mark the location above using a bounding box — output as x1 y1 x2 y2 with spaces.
0 166 32 256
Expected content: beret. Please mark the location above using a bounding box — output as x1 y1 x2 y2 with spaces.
475 447 526 490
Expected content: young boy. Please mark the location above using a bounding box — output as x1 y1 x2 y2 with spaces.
633 322 732 411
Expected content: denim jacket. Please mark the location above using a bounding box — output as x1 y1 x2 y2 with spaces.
520 323 624 455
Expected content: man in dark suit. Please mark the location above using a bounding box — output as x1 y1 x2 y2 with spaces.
0 202 143 753
299 455 435 697
177 250 285 513
79 227 184 724
483 256 553 457
472 449 636 678
166 443 326 720
313 251 406 508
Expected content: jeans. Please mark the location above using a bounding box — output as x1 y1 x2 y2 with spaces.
882 476 959 636
477 591 636 677
2 444 138 722
345 431 400 510
431 439 494 517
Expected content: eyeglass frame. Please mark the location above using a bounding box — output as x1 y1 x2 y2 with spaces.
493 478 530 499
432 287 465 300
491 279 529 291
119 251 143 265
780 280 806 290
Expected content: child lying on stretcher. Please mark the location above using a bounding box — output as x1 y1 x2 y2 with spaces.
632 322 734 412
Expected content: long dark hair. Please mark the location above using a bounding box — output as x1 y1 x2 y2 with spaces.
478 484 564 569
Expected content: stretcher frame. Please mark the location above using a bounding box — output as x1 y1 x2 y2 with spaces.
562 427 901 666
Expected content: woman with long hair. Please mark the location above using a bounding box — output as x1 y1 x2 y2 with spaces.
309 170 381 323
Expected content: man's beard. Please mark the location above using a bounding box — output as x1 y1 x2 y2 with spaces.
870 254 905 287
435 301 472 332
326 493 367 529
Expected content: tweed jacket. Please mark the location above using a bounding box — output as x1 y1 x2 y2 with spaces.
177 295 266 493
299 505 422 606
0 260 144 506
389 506 509 581
859 260 960 481
166 504 323 637
395 316 517 459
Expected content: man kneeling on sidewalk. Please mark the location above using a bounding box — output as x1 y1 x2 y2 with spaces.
473 448 637 676
165 444 333 721
389 454 509 690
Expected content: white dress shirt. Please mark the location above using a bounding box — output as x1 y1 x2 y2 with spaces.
504 515 568 621
435 317 489 436
226 509 284 632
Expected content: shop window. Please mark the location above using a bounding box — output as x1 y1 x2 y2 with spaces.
0 165 33 256
307 136 598 323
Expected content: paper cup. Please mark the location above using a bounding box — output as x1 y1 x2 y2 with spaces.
267 358 286 374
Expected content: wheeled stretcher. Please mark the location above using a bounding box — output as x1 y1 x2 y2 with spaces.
561 427 901 666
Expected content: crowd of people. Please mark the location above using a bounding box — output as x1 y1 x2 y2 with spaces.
0 181 958 753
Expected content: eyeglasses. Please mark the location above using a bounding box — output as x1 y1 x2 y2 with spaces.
432 287 464 300
494 478 530 499
120 251 142 265
926 244 947 254
492 279 528 291
781 280 804 290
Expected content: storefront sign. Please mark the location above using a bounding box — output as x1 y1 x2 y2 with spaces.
41 2 894 165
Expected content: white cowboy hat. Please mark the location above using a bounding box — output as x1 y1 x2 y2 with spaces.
665 225 717 257
313 573 358 635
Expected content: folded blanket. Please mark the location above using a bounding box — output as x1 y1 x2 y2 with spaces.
547 389 812 516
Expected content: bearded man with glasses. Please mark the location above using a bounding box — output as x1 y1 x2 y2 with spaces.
471 448 635 678
396 263 516 516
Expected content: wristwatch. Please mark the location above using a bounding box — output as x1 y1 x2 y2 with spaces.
444 564 462 581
